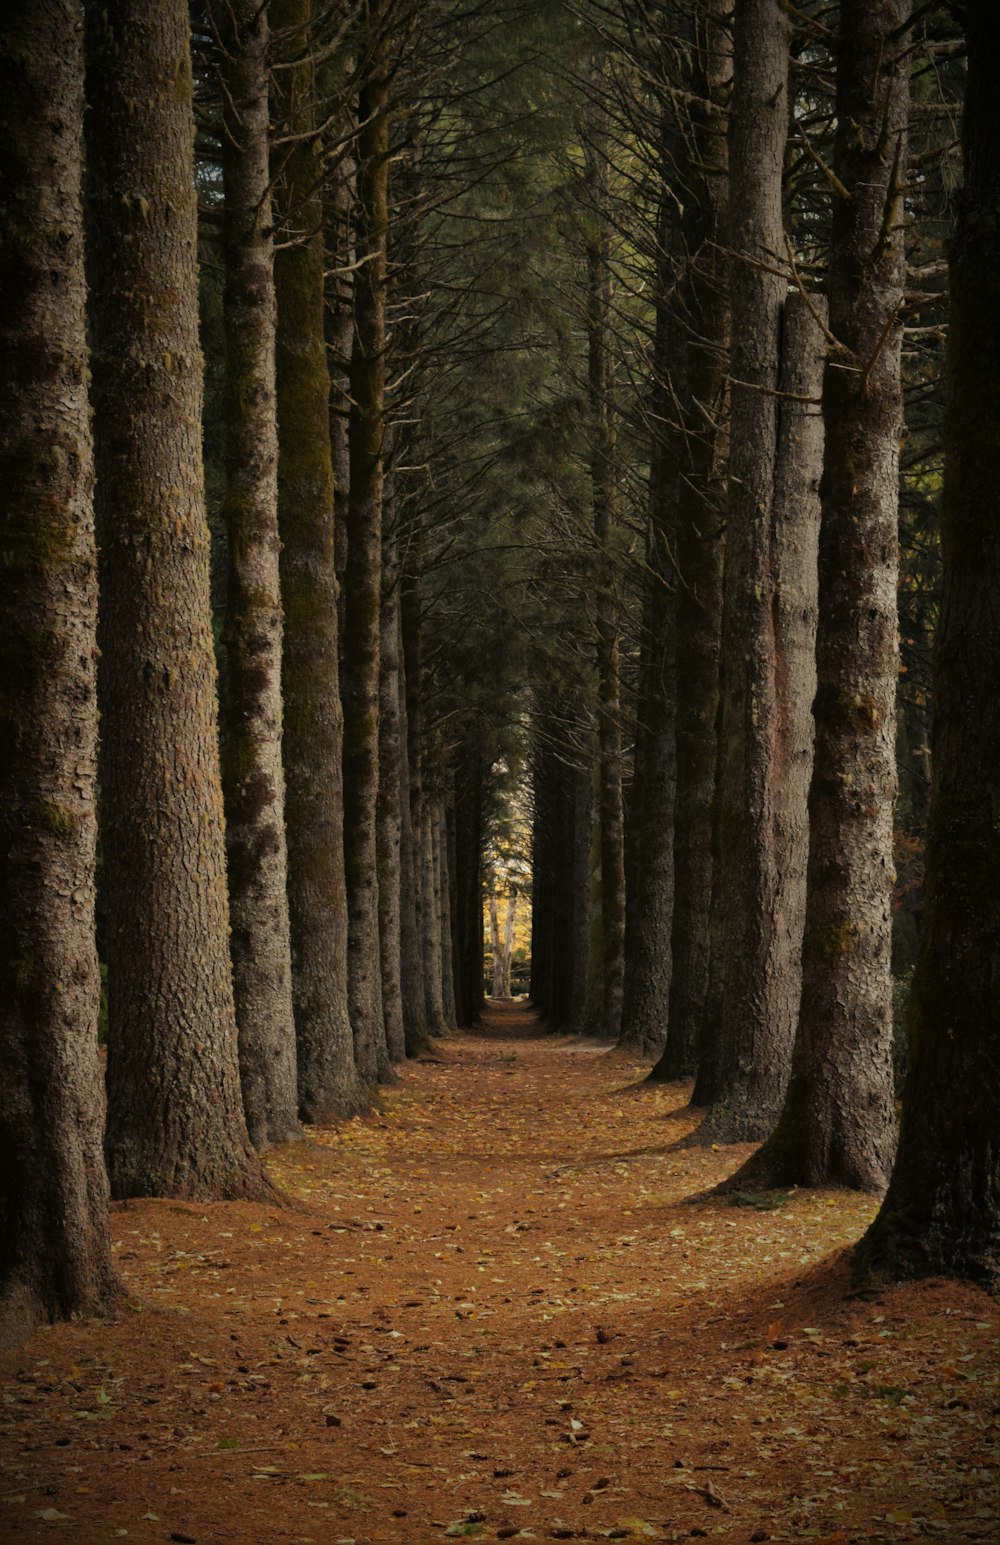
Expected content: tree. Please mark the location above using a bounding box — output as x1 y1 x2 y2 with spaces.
86 0 273 1200
731 0 909 1191
215 0 302 1150
638 0 732 1075
272 0 368 1119
343 0 393 1082
585 106 627 1039
691 0 822 1143
856 0 999 1288
0 0 121 1341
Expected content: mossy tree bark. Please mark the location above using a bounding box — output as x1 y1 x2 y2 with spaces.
651 0 731 1082
732 0 908 1192
217 0 302 1150
692 0 813 1143
344 0 391 1083
272 0 367 1121
0 0 121 1341
86 0 273 1200
856 0 999 1287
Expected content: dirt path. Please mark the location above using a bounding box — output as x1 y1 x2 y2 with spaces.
2 1002 997 1544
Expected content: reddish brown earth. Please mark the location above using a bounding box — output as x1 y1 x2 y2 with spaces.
2 1001 997 1544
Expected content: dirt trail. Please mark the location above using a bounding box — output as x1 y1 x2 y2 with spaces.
2 1002 997 1544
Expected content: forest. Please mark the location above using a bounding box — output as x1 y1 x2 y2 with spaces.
1 0 998 1541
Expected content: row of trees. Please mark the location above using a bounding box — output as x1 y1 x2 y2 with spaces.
1 0 529 1338
0 0 997 1343
526 0 997 1291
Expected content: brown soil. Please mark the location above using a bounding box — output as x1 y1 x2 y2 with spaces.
2 1001 997 1545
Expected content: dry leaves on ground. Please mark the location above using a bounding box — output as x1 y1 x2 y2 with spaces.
2 1001 997 1544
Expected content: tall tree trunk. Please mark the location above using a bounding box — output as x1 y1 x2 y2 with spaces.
397 602 429 1053
581 762 608 1032
568 760 594 1030
489 892 504 998
618 130 680 1058
585 115 626 1036
0 0 121 1340
377 515 407 1064
271 0 366 1121
327 144 355 597
857 0 1000 1288
691 0 808 1142
501 894 518 999
343 0 391 1083
421 792 448 1034
652 0 731 1082
438 804 458 1028
733 0 908 1191
453 754 485 1027
86 0 272 1201
218 0 301 1150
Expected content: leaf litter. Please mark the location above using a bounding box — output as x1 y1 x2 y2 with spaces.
1 1000 996 1544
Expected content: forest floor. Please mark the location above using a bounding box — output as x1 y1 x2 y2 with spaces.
1 1001 997 1545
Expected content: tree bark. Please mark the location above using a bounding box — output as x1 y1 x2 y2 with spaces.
489 892 504 998
568 760 594 1031
218 0 301 1150
421 792 448 1034
651 0 731 1082
453 755 485 1027
691 0 806 1142
377 515 407 1064
271 0 367 1121
585 117 626 1037
438 803 458 1028
733 0 908 1191
617 135 680 1058
856 0 999 1287
0 0 121 1341
397 601 430 1053
86 0 273 1200
343 0 391 1083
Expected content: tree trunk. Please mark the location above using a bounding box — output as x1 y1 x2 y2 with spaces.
581 762 608 1032
585 112 626 1037
421 793 448 1034
618 107 682 1060
438 804 458 1028
733 0 908 1191
652 0 731 1082
326 144 355 598
343 0 391 1083
501 895 518 999
271 0 366 1121
856 0 999 1286
218 0 301 1150
568 760 594 1031
397 603 430 1053
489 892 504 998
453 755 485 1027
86 0 272 1201
691 0 805 1142
377 515 407 1064
0 0 121 1341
